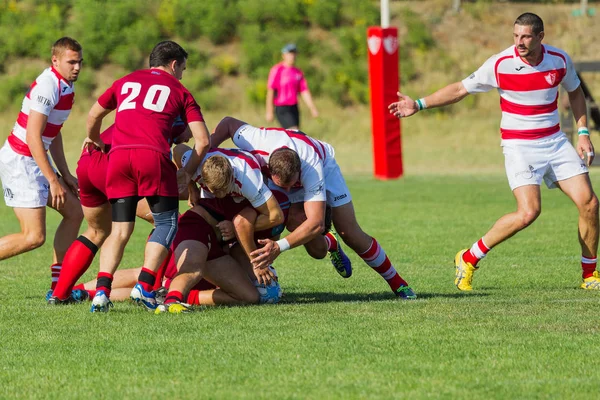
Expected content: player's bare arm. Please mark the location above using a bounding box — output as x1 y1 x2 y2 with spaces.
182 120 210 179
26 110 66 209
251 200 325 269
211 116 247 148
253 196 284 231
568 85 594 166
300 90 319 118
388 82 469 118
85 101 111 152
49 133 78 196
265 89 275 122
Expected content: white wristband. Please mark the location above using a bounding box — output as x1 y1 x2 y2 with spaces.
416 98 427 111
276 238 290 253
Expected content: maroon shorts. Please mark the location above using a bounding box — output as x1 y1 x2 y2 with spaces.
106 148 178 199
197 196 251 221
77 150 109 208
164 210 222 291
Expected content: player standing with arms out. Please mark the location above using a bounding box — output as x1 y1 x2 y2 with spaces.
0 37 84 294
85 41 210 312
389 13 600 291
211 117 417 299
266 43 319 130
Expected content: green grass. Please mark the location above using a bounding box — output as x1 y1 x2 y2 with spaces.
1 175 600 399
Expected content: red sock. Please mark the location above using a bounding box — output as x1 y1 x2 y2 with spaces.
153 248 172 291
52 236 99 300
96 272 113 298
138 267 157 292
462 238 491 267
582 256 597 279
164 290 183 304
50 263 62 290
324 232 338 252
359 237 408 292
186 290 200 305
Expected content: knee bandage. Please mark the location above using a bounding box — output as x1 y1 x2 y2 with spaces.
148 209 179 248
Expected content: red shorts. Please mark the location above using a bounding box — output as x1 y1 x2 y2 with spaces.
164 210 225 277
164 211 222 291
77 150 109 208
197 196 251 221
106 148 178 199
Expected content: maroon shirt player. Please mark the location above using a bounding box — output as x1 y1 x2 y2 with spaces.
84 40 210 312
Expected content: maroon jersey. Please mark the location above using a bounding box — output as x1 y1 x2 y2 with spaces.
97 68 203 156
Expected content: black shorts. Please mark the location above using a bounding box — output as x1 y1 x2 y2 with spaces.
275 105 300 129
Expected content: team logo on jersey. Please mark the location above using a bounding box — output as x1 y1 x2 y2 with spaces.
37 95 51 106
3 188 13 200
383 35 398 55
545 71 558 86
515 66 525 71
367 36 381 55
310 184 324 196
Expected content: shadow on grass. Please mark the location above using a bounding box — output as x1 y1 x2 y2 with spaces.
282 291 490 304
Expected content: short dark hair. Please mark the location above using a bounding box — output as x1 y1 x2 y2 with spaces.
52 37 82 57
269 148 301 185
514 12 544 35
149 41 188 68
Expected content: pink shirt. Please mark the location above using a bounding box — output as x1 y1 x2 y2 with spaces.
267 63 308 106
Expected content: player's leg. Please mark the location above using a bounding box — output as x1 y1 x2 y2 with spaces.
286 202 328 259
556 174 600 287
455 184 541 291
193 255 260 306
90 196 137 312
79 267 141 299
49 176 84 264
130 195 178 310
228 243 281 304
0 207 46 260
50 202 111 302
331 201 415 299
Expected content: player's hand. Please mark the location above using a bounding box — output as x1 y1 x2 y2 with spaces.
577 135 595 167
311 108 319 118
82 137 105 153
62 174 79 198
216 220 235 241
188 184 200 207
48 179 67 210
388 91 418 119
253 264 276 285
177 169 192 195
250 239 281 270
266 110 274 123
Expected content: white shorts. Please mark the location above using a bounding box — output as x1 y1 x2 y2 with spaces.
286 158 353 207
502 131 588 191
0 141 51 208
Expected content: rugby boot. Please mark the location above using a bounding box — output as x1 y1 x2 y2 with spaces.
90 290 113 313
395 285 417 300
581 271 600 290
155 301 193 314
454 249 477 291
130 283 158 311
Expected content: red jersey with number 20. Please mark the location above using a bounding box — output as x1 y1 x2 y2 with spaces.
97 68 204 156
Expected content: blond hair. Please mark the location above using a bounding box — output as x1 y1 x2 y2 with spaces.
201 155 233 193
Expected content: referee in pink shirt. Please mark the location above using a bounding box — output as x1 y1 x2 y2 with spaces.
266 43 319 130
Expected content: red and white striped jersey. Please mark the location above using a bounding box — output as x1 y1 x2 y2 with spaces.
8 67 75 156
182 147 273 207
462 44 580 140
231 124 332 203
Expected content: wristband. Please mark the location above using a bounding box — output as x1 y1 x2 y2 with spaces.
416 98 427 111
578 127 590 136
276 238 290 253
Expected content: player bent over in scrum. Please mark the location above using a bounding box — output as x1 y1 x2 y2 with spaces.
175 144 284 285
210 116 417 299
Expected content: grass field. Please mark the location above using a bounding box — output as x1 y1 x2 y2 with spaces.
1 174 600 399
